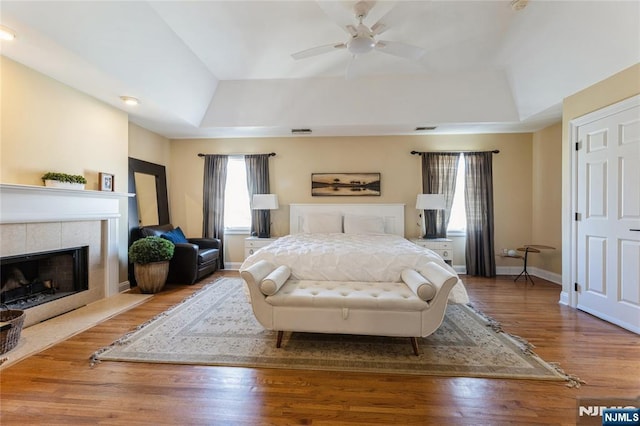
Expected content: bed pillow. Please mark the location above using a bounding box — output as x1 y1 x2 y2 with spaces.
161 226 188 244
343 214 385 234
401 269 437 301
259 265 291 296
302 213 343 233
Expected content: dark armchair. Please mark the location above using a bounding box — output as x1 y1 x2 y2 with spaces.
137 224 220 285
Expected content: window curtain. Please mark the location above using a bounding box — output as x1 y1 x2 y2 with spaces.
245 154 271 238
421 152 460 238
202 155 228 269
464 151 496 277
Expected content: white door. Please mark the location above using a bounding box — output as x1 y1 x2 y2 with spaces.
575 98 640 334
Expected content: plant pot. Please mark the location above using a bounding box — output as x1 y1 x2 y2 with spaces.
44 180 85 190
134 261 170 294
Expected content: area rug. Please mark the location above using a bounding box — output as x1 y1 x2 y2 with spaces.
91 277 581 386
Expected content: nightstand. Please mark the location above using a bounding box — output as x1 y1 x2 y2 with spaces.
411 238 453 266
244 236 277 259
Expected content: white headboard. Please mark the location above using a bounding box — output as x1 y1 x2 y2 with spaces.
289 203 405 236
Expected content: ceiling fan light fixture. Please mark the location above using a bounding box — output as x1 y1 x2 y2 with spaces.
348 35 376 55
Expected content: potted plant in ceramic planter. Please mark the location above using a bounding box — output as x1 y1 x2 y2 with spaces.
128 236 175 294
41 172 87 190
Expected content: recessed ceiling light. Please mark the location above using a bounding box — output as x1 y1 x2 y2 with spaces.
511 0 529 11
0 25 16 41
120 96 139 106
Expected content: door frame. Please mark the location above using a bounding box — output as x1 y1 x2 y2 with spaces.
565 94 640 309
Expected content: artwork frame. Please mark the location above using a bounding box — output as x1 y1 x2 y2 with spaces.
311 173 381 196
99 172 114 192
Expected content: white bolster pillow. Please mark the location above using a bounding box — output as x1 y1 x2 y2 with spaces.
421 261 459 290
401 269 437 301
240 259 275 288
259 265 291 296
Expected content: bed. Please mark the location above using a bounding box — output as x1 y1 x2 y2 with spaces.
239 203 469 354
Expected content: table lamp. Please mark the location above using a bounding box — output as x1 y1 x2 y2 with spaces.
251 194 279 238
416 194 445 239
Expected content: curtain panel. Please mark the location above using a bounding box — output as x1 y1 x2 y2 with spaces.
202 155 228 269
245 154 271 237
464 151 496 277
421 152 460 238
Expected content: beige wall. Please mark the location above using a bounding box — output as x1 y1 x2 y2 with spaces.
169 133 534 267
1 56 130 282
531 122 562 274
128 122 171 225
128 122 171 167
561 63 640 296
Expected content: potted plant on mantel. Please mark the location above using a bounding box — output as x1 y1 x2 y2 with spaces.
128 236 175 294
41 172 87 190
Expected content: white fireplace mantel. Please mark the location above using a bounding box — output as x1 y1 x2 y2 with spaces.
0 184 135 326
0 183 133 223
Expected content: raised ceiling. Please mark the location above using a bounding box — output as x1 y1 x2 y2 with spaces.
1 1 638 139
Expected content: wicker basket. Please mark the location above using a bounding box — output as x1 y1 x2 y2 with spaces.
0 309 25 354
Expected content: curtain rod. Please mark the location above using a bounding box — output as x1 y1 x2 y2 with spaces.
410 150 499 155
198 152 276 158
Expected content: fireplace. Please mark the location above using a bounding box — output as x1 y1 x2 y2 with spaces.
1 183 131 327
1 246 89 309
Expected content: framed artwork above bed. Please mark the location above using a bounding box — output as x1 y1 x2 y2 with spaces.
311 173 380 196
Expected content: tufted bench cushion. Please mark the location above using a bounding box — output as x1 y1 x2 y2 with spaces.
265 280 429 311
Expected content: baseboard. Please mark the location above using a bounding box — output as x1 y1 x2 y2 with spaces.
452 265 466 274
496 265 523 276
119 280 131 293
528 267 562 285
225 262 243 271
559 291 570 306
495 266 561 285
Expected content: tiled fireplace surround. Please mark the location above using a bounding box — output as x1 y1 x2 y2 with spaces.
0 184 128 327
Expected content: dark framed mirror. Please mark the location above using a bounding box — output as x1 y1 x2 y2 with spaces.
128 157 170 283
128 157 170 228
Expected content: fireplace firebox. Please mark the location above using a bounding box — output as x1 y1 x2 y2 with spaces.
1 246 89 310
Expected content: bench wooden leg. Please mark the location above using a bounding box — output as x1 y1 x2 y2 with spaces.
276 331 284 348
410 337 419 356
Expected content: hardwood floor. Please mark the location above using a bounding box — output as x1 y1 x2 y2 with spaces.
1 272 638 425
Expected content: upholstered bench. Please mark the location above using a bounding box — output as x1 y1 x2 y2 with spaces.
240 260 458 355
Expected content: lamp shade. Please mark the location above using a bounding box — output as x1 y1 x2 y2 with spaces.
252 194 279 210
416 194 446 210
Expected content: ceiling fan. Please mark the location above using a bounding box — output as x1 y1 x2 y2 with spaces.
291 1 426 70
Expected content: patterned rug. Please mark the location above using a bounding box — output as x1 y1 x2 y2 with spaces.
91 278 580 386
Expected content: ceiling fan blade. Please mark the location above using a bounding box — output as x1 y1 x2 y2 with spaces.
375 40 426 61
370 21 387 36
368 1 397 35
315 1 360 35
291 42 346 60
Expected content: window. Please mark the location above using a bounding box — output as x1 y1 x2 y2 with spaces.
447 154 467 234
224 156 251 232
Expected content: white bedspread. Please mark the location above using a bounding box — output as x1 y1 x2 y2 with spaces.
240 233 469 304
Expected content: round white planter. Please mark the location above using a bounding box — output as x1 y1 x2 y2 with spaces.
44 180 85 190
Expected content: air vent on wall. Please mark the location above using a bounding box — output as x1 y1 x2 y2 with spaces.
291 128 312 134
415 126 437 131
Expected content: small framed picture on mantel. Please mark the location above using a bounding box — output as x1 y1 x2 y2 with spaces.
99 172 114 192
